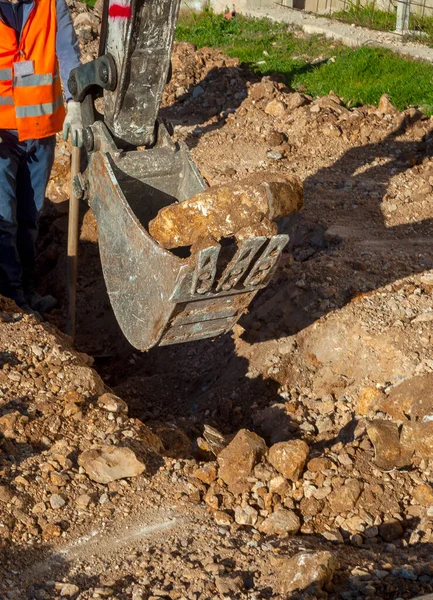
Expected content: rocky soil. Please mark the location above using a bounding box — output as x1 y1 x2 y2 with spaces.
2 3 433 599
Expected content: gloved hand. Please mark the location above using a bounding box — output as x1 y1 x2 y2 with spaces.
62 101 83 147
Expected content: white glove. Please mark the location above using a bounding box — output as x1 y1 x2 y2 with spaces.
62 101 83 147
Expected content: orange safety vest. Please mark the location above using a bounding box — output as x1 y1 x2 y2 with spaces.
0 0 65 141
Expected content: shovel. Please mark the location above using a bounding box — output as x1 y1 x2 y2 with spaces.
66 145 81 338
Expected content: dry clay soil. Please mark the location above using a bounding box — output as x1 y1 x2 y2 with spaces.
3 6 433 599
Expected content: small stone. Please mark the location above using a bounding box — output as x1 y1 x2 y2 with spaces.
313 486 332 500
60 583 80 597
192 462 218 485
358 387 384 415
31 344 44 358
204 490 220 510
364 525 379 538
268 439 309 481
367 420 413 470
62 391 85 404
50 472 68 487
99 493 109 505
50 494 66 509
307 457 332 472
0 485 14 503
413 483 433 506
91 588 113 598
0 411 21 437
267 151 283 160
300 496 324 516
351 533 363 547
273 550 337 594
74 12 99 30
322 529 344 544
234 504 258 526
215 575 244 595
338 452 353 467
42 523 62 539
400 565 418 581
192 85 204 98
78 446 145 484
258 508 300 535
267 130 287 146
76 494 92 509
264 99 286 118
213 510 233 527
97 393 128 414
377 93 399 115
32 502 46 515
421 273 433 287
268 475 290 495
328 479 362 513
379 519 404 542
344 515 365 533
372 569 389 580
285 92 309 110
63 402 81 417
217 429 267 495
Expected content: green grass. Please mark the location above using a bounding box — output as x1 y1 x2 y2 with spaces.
407 12 433 45
176 8 433 114
331 2 433 46
332 3 396 32
296 46 433 113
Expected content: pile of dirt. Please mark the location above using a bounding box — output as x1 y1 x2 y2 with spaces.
162 43 249 122
4 17 433 600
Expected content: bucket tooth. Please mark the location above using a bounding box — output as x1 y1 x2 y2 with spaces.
243 234 289 288
191 244 221 296
216 236 267 293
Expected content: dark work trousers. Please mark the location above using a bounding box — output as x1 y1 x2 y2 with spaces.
0 130 56 304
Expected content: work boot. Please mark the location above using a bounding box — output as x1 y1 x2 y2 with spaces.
15 298 43 321
25 291 57 313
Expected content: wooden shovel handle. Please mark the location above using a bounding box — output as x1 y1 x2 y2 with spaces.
66 145 81 339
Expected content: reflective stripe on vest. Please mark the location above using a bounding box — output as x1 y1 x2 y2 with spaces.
0 68 12 81
0 96 13 105
14 72 59 87
16 94 63 118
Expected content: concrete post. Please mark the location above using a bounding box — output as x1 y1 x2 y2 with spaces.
395 0 410 34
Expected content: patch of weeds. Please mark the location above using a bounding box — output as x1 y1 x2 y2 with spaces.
332 2 396 32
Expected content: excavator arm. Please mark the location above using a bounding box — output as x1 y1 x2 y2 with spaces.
67 0 290 351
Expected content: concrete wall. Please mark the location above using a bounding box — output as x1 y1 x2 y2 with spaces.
181 0 276 12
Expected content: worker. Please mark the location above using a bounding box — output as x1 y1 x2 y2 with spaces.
0 0 83 313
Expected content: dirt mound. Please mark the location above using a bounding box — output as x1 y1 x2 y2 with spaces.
162 42 248 122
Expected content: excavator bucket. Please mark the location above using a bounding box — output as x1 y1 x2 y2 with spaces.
68 0 291 351
85 122 288 350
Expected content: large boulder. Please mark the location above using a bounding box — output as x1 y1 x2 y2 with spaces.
149 173 303 249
